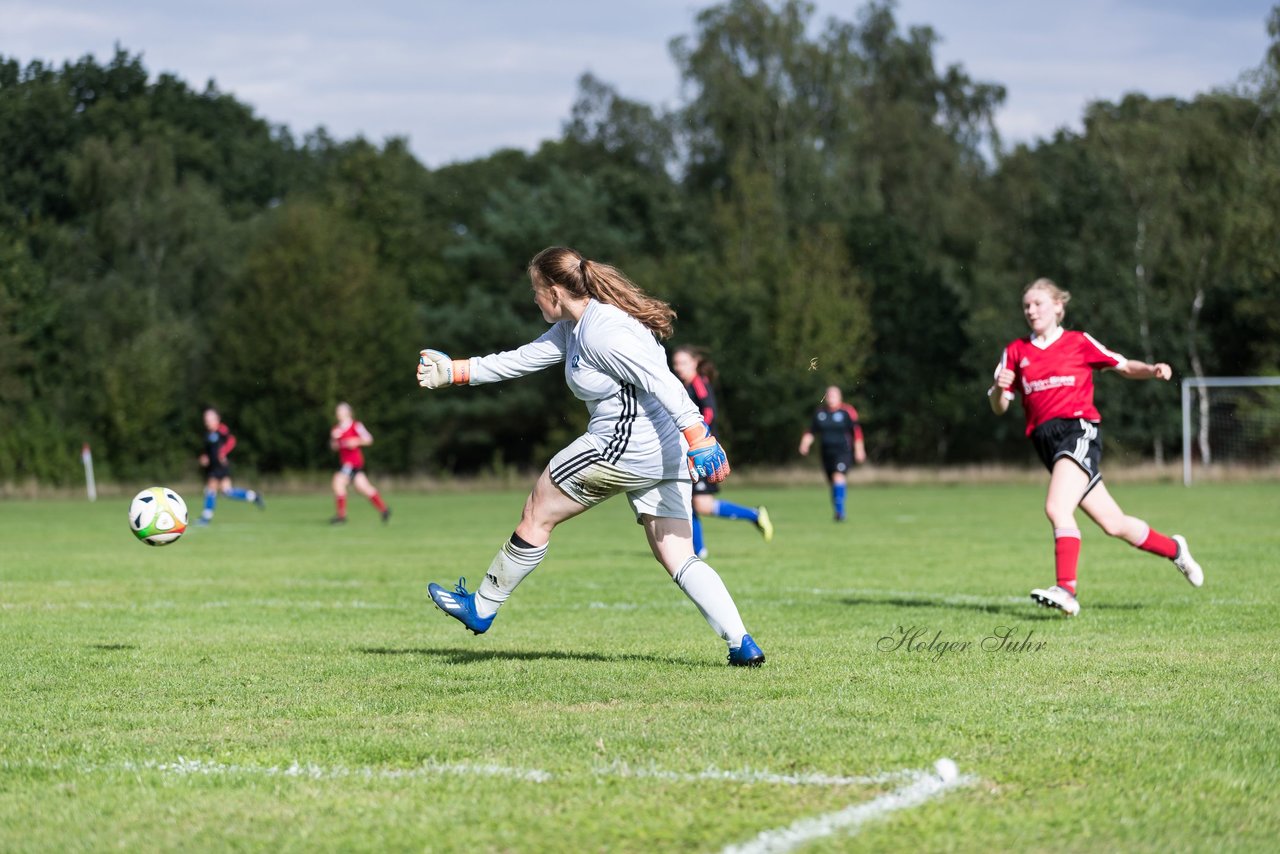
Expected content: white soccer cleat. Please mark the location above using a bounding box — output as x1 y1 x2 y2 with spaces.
1171 535 1204 587
1030 584 1080 616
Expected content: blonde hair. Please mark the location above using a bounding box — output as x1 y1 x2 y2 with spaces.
528 246 676 339
1024 277 1071 323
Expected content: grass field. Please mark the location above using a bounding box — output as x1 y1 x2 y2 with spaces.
2 480 1278 852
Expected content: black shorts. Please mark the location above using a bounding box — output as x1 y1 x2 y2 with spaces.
338 463 366 478
204 462 231 480
692 477 720 496
821 449 854 479
1032 418 1103 495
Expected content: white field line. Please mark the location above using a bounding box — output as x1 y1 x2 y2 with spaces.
3 757 962 795
600 761 916 787
722 767 975 854
121 758 553 782
1 757 552 784
7 755 974 847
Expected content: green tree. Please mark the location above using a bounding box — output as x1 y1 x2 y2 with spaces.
210 201 415 473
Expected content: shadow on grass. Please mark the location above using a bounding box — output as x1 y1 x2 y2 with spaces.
841 595 1058 621
355 646 709 667
87 643 138 650
841 594 1147 619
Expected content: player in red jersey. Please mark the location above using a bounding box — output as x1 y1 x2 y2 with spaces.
329 402 391 525
671 346 773 557
989 278 1204 616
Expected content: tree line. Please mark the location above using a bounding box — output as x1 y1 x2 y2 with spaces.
2 0 1278 484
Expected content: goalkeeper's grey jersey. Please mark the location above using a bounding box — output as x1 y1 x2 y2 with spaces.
468 299 700 479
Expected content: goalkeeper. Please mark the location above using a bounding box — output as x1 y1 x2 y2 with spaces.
416 246 764 666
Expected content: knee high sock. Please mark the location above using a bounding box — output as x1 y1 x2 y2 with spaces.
368 491 387 512
691 514 705 556
831 483 847 515
1127 521 1178 559
202 489 216 519
673 556 748 646
474 533 548 619
335 494 347 517
714 501 759 523
1054 528 1081 595
224 486 257 502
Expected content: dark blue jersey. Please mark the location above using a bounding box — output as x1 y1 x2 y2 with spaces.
810 404 862 455
202 423 237 463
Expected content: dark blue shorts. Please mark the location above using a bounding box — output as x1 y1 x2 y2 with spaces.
821 449 854 479
204 462 231 480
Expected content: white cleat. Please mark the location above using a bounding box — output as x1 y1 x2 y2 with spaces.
1030 585 1081 616
1171 535 1204 587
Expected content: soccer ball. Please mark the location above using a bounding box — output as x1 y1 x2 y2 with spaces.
128 487 189 546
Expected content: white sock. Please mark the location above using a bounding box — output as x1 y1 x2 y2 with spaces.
673 556 748 646
474 535 548 619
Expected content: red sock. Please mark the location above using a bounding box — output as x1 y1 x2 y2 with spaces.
1054 528 1081 595
1136 526 1178 559
369 492 387 513
336 494 347 518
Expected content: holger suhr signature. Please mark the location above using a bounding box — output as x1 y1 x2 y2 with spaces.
877 625 1047 661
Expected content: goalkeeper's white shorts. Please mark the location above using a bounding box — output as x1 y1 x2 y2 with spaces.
549 435 691 521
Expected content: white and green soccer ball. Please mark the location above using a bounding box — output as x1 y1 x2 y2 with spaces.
128 486 188 546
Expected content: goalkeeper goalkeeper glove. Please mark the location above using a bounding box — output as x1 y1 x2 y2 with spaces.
683 423 730 483
417 349 471 388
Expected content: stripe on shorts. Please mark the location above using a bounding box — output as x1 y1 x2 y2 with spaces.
550 449 603 485
1072 419 1096 471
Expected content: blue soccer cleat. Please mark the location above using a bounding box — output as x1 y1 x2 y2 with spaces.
728 633 765 667
427 577 495 635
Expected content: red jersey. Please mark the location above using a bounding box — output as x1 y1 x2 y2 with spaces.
684 375 717 434
994 328 1125 435
331 420 373 468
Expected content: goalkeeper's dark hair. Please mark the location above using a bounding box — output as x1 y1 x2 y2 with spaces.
673 345 718 384
528 246 676 339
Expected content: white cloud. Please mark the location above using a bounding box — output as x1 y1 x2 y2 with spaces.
883 0 1271 143
0 0 1271 163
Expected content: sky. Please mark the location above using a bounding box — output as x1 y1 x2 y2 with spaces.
1 0 1273 167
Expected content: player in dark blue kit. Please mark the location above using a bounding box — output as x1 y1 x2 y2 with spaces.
798 386 866 521
671 346 772 557
197 407 265 525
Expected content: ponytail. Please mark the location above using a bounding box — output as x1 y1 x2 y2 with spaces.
528 246 676 339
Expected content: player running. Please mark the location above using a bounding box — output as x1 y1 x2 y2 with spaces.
329 402 391 525
671 345 773 558
989 278 1204 616
416 246 764 666
798 386 866 521
196 407 264 525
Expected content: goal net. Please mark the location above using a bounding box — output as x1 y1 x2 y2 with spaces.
1181 377 1280 485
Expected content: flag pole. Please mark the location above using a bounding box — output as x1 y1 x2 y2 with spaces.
82 444 97 502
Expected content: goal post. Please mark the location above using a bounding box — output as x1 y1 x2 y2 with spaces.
1182 376 1280 486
